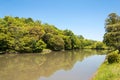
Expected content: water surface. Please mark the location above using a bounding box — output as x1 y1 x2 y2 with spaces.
0 50 106 80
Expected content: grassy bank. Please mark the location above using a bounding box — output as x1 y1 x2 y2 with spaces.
92 61 120 80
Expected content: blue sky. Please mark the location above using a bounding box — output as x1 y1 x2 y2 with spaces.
0 0 120 41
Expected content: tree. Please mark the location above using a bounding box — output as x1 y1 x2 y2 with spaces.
63 29 74 36
0 33 9 52
77 35 84 39
105 13 120 25
63 36 72 50
48 35 64 51
94 41 106 49
28 26 45 40
25 18 34 23
33 40 46 52
42 33 53 44
71 36 81 49
104 13 120 51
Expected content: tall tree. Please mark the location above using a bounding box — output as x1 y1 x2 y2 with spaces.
104 13 120 51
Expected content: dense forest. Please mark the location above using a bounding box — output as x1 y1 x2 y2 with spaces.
0 16 107 53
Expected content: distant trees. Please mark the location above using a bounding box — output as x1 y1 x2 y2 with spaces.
0 16 106 53
104 13 120 51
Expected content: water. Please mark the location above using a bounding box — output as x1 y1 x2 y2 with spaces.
0 50 106 80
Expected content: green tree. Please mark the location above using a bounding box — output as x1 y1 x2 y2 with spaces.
28 26 45 40
0 33 9 52
105 13 120 25
71 36 81 49
93 41 106 49
33 40 46 52
63 36 72 50
42 33 53 44
25 18 34 23
48 35 64 51
63 29 74 36
104 13 120 51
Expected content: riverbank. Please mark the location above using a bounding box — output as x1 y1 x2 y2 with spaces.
92 61 120 80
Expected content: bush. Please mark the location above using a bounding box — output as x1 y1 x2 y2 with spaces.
48 35 64 51
34 40 46 52
107 50 120 64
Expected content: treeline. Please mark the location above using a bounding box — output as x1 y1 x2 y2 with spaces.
0 16 107 53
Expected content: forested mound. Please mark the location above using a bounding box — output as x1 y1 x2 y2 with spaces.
0 16 106 53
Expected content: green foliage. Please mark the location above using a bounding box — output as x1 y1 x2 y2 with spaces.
107 50 120 64
104 13 120 51
95 42 105 49
33 40 46 52
105 13 120 25
48 35 64 51
18 37 34 53
0 16 106 53
42 33 53 44
92 41 108 49
63 29 74 36
0 33 9 51
71 36 81 49
63 36 72 50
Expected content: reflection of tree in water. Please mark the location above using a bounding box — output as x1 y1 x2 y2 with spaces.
0 50 106 80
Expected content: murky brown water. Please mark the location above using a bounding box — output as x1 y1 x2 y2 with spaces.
0 50 106 80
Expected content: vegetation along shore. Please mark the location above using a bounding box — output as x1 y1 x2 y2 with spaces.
0 16 107 54
92 13 120 80
1 12 120 79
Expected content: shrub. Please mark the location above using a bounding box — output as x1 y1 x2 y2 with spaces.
107 50 120 64
48 35 64 51
34 40 46 52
